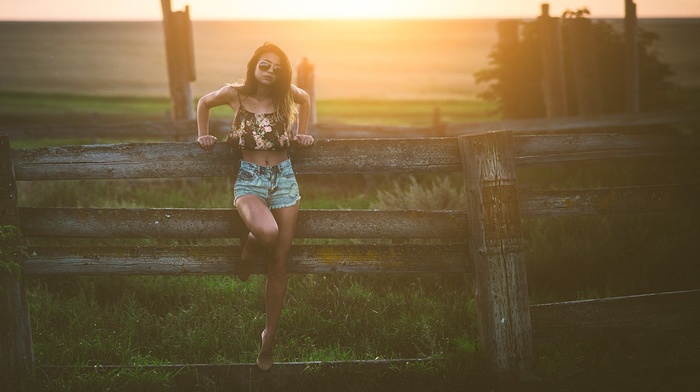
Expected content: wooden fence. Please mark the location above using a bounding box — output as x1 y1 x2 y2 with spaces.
2 131 700 386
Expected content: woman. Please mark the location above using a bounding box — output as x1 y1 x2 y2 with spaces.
196 42 314 371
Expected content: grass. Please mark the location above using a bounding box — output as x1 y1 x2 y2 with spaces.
18 169 700 390
17 174 480 390
0 90 498 128
316 98 498 125
0 91 172 116
6 91 700 390
517 156 700 302
26 273 479 390
3 87 699 128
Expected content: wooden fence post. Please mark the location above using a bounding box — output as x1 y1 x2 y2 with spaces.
432 107 446 136
161 0 196 121
538 3 568 118
624 0 640 114
297 57 316 125
458 131 533 379
0 135 34 388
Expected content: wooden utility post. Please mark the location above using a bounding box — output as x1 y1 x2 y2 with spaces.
496 20 520 120
565 17 602 116
161 0 196 121
624 0 640 113
458 131 533 380
296 57 316 125
538 4 568 118
0 135 34 389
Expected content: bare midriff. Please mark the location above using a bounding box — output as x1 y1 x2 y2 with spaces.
241 149 289 167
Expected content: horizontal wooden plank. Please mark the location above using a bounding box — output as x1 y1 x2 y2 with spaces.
11 138 463 180
11 142 238 181
11 134 700 180
18 183 698 240
531 290 700 339
19 208 469 239
19 208 243 239
292 138 461 174
513 133 700 164
23 244 470 275
519 183 700 218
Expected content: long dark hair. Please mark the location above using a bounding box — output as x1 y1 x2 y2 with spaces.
238 42 297 131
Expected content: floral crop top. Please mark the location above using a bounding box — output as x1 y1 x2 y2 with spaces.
228 104 291 151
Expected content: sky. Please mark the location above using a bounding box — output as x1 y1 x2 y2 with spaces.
3 0 700 21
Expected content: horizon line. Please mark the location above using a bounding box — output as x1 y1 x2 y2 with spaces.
3 15 700 22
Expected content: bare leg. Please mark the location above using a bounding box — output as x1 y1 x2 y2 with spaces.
235 195 299 371
258 203 298 371
235 195 278 281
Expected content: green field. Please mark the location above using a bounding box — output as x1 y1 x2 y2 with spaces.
4 91 700 390
0 90 499 128
16 172 700 391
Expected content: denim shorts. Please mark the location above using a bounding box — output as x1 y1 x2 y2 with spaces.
233 159 301 209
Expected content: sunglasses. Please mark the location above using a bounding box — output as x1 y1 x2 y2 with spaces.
258 61 283 75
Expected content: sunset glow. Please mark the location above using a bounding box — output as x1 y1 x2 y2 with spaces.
3 0 700 20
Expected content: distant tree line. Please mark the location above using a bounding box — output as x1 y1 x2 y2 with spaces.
475 9 676 119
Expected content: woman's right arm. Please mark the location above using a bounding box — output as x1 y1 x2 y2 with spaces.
197 85 237 151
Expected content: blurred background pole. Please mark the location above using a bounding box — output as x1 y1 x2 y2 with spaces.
538 3 568 118
624 0 640 114
565 17 602 116
297 57 316 125
161 0 196 121
496 20 519 119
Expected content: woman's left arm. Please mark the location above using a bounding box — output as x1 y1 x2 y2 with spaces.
292 85 314 146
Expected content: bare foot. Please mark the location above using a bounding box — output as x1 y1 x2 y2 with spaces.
256 330 275 371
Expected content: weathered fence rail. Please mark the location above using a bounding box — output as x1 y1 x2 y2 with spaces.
2 130 700 385
11 133 700 180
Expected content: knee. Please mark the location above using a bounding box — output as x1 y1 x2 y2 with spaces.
256 226 279 247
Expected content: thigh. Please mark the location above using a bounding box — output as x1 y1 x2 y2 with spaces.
270 202 300 260
235 194 278 243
